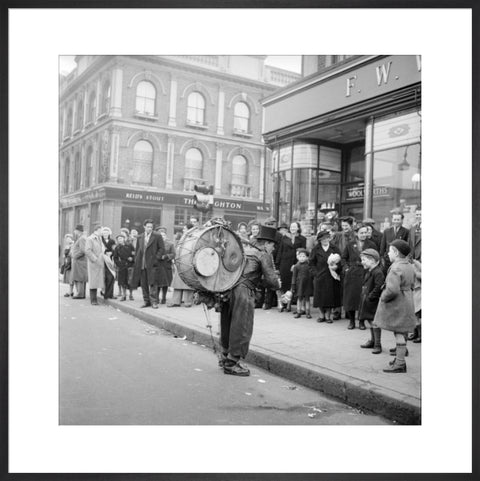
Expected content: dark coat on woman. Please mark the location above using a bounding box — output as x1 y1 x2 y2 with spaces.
291 261 313 298
275 234 307 291
372 258 417 333
157 239 175 287
131 232 166 289
62 248 73 284
309 243 342 308
358 264 385 321
71 234 88 282
113 243 135 287
341 239 378 312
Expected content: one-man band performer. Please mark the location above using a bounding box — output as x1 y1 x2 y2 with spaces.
219 225 281 376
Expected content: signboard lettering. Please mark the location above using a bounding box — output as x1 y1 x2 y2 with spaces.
345 185 390 201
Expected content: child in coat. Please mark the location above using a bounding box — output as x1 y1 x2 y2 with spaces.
358 248 385 354
291 248 313 319
373 240 416 373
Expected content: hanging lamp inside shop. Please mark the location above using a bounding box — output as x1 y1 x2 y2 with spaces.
398 146 410 171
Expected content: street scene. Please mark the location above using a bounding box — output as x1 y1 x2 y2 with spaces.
59 55 421 425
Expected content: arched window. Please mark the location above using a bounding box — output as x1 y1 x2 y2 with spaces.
87 91 96 124
64 157 70 193
76 99 84 131
100 81 111 115
135 81 156 115
74 152 82 191
66 108 73 137
185 148 203 180
85 146 93 188
232 155 248 184
132 140 153 185
187 92 205 125
234 102 250 133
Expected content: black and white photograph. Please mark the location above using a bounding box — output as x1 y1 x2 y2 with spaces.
6 6 475 477
58 54 422 426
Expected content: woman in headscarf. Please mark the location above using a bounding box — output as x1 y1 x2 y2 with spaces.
309 230 342 323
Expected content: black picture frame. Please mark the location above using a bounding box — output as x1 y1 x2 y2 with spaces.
1 1 478 480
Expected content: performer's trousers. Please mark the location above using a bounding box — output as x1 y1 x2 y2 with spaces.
74 281 86 297
220 284 254 359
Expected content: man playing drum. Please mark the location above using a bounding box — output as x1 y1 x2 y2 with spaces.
220 225 281 376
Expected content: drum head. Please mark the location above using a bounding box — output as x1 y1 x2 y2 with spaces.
194 247 220 277
222 239 244 272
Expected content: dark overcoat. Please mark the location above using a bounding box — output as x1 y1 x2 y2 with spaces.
275 234 306 291
372 259 417 333
309 243 342 308
341 239 378 311
71 234 88 282
358 264 385 321
157 239 175 287
291 262 313 298
113 243 135 286
379 226 410 258
131 232 165 288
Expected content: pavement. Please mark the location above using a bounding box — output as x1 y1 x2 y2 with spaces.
82 287 422 425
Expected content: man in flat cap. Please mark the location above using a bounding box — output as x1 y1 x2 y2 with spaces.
373 239 416 373
70 224 88 299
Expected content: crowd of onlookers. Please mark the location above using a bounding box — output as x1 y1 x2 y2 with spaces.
61 208 421 371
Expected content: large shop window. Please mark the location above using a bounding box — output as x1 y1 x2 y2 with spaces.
274 142 341 235
373 143 421 230
121 206 162 234
174 207 206 234
132 140 153 185
135 81 156 116
372 110 421 230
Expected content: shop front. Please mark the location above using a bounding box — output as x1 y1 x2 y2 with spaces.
263 55 422 232
59 185 270 238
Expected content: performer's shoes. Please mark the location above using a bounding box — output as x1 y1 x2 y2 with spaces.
317 317 326 323
141 303 152 308
293 312 301 318
152 303 159 309
332 312 341 320
223 360 250 376
326 318 333 323
383 359 407 373
361 339 374 349
306 313 312 319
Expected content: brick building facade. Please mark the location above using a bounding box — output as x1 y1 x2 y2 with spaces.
59 55 299 237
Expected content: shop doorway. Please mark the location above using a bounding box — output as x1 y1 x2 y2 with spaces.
121 205 162 233
341 202 364 221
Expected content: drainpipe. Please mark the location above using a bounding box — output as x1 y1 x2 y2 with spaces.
364 116 375 218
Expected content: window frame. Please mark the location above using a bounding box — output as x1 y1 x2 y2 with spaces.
132 139 154 186
233 102 250 133
187 91 206 126
135 80 157 116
